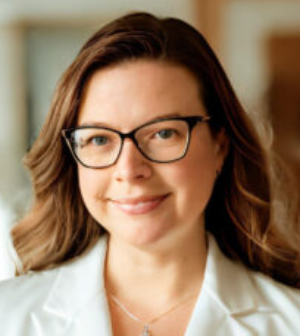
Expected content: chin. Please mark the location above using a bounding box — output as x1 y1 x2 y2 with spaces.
117 225 172 248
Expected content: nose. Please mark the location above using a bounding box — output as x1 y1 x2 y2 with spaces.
112 138 152 182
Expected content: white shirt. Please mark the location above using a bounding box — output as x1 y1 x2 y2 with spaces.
0 233 300 336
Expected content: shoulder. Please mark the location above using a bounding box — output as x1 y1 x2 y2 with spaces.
204 234 300 335
0 268 59 336
0 235 108 335
0 267 58 312
0 235 107 305
240 268 300 335
207 233 300 309
247 267 300 312
230 258 300 335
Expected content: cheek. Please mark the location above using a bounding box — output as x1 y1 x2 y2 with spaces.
168 143 218 214
78 167 109 211
78 168 92 201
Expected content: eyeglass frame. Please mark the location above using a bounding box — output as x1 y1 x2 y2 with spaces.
61 115 211 169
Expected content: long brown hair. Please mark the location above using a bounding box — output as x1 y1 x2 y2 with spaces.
12 12 300 286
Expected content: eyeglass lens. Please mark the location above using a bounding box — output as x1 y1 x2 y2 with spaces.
70 119 190 167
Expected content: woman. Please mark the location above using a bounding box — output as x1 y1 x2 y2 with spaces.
0 11 300 336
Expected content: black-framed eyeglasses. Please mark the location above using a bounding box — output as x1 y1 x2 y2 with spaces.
61 115 211 169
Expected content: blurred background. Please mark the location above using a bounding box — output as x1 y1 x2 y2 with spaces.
0 0 300 280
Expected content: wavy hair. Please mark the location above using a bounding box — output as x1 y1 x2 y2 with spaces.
12 12 300 286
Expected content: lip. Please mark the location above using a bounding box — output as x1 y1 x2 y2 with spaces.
110 194 169 215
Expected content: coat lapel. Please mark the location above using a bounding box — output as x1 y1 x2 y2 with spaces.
30 235 113 336
184 234 260 336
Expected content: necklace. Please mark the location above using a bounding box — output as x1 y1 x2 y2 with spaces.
107 290 198 336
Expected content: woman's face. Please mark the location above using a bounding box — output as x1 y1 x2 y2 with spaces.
77 60 227 249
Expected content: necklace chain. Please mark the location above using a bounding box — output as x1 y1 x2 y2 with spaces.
106 289 198 336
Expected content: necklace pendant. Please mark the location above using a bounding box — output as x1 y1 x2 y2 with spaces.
142 324 151 336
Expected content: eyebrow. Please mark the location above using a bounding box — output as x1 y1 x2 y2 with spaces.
78 112 182 127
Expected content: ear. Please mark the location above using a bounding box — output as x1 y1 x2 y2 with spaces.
213 128 229 171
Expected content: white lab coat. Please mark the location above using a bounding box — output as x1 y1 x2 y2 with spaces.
1 233 300 336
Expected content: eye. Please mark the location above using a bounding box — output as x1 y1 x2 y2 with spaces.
155 129 176 139
91 136 109 146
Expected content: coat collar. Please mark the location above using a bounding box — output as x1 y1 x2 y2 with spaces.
203 234 257 315
32 235 112 336
184 234 260 336
34 233 265 336
43 235 108 317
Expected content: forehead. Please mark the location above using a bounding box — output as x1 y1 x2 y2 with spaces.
77 60 206 129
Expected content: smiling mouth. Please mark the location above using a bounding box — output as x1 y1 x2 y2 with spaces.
110 194 170 215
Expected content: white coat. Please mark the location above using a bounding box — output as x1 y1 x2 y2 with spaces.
1 233 300 336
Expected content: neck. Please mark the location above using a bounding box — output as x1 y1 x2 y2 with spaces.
104 224 207 317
